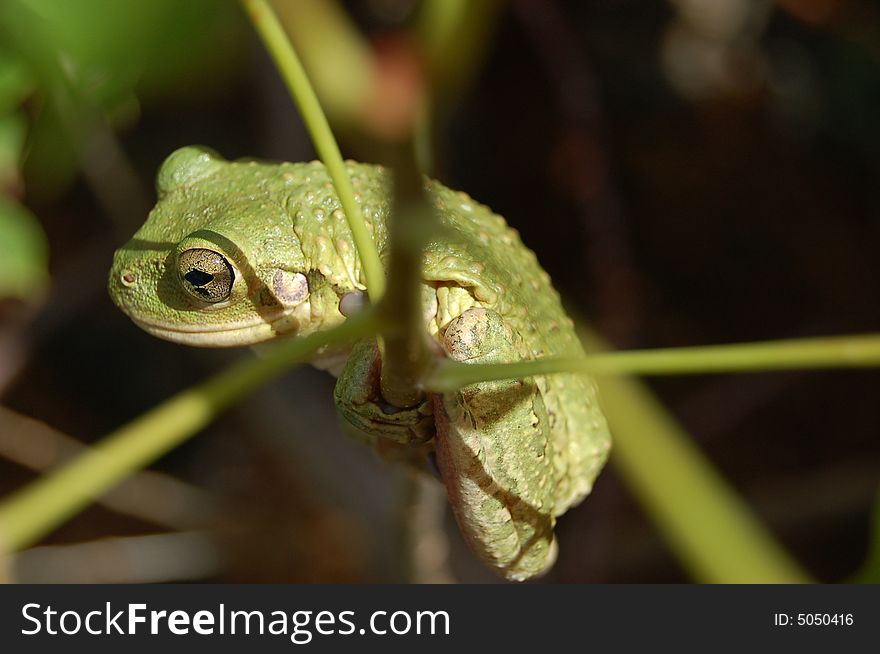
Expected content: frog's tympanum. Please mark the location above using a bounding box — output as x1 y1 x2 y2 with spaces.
109 146 611 581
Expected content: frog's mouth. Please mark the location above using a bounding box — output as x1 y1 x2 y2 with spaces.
127 306 310 347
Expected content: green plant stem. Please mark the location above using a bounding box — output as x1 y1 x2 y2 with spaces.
270 0 373 129
417 0 502 96
425 333 880 392
577 326 813 583
0 312 380 553
377 143 437 408
240 0 385 302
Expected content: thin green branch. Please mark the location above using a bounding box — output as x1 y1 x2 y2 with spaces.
0 407 214 531
377 143 437 408
425 333 880 392
240 0 385 301
417 0 502 96
0 312 381 553
270 0 374 128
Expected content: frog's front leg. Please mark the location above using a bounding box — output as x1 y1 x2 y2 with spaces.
333 338 435 462
434 308 558 581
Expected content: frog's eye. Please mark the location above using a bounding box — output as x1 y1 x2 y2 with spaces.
177 248 235 303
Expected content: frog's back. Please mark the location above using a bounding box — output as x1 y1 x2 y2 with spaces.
422 180 611 514
262 159 609 511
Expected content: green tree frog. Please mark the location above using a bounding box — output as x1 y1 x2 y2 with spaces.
109 146 611 581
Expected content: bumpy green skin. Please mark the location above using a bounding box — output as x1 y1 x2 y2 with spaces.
109 146 611 581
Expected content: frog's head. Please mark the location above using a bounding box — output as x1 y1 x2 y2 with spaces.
109 146 374 346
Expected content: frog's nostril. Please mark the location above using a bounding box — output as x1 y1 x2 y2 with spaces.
121 272 137 286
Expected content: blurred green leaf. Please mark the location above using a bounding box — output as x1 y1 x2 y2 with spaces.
0 45 34 114
1 0 244 103
0 196 48 300
0 112 26 188
0 0 245 200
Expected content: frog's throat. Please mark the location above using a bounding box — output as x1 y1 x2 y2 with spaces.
128 310 305 347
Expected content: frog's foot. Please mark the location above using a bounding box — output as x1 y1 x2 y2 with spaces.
433 307 558 581
333 338 435 450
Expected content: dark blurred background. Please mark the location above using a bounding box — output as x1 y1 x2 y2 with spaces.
0 0 878 583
